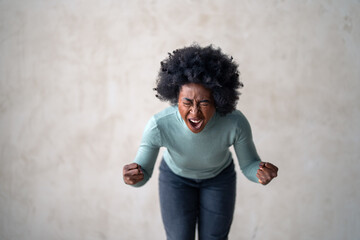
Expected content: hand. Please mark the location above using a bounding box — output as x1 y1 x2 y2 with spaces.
123 163 144 185
256 162 278 185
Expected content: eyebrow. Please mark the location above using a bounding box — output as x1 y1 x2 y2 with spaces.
182 98 210 103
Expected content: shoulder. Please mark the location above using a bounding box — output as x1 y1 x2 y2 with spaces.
227 110 253 141
154 105 178 119
217 109 252 137
152 105 179 125
225 109 246 119
143 106 179 132
219 109 249 126
142 106 179 144
142 107 178 146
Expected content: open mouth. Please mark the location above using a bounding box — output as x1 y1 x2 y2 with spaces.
188 118 204 130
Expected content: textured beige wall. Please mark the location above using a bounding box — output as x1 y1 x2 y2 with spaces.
1 0 359 239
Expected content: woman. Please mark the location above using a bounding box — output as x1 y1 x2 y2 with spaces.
123 44 278 240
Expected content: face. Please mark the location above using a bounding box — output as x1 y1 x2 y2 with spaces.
178 83 216 133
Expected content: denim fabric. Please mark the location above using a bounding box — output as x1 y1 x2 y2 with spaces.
159 160 236 240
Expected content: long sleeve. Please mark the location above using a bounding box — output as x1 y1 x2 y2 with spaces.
132 117 162 187
233 114 261 183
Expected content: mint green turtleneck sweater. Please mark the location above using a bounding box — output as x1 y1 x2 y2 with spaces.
133 106 261 187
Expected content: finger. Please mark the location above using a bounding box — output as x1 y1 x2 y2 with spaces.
259 162 266 168
256 174 267 185
264 163 278 172
124 172 144 184
257 169 272 184
256 171 267 184
123 163 139 172
259 167 272 179
125 176 144 185
124 168 143 177
259 179 269 185
257 175 269 185
263 168 277 178
263 166 278 178
124 174 144 182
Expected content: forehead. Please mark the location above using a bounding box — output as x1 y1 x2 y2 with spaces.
179 83 212 99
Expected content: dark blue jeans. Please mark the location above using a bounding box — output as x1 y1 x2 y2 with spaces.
159 160 236 240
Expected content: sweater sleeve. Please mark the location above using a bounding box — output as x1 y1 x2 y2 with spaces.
233 113 261 183
132 116 162 187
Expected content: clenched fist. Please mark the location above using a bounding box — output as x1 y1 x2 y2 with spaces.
256 162 278 185
123 163 144 185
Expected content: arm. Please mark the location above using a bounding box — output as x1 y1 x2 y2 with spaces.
234 113 278 185
123 117 161 187
234 138 262 183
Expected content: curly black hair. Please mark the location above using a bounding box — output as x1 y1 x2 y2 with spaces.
155 44 243 116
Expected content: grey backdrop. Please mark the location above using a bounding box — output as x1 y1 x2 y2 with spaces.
1 0 359 239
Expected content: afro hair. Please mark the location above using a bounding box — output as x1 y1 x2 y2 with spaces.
155 44 243 116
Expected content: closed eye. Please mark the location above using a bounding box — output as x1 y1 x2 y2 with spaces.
199 100 211 107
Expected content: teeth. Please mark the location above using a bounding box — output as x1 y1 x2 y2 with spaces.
190 119 201 123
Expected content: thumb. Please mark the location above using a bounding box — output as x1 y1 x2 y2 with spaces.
259 162 265 168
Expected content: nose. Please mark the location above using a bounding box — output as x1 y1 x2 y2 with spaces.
190 105 199 114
